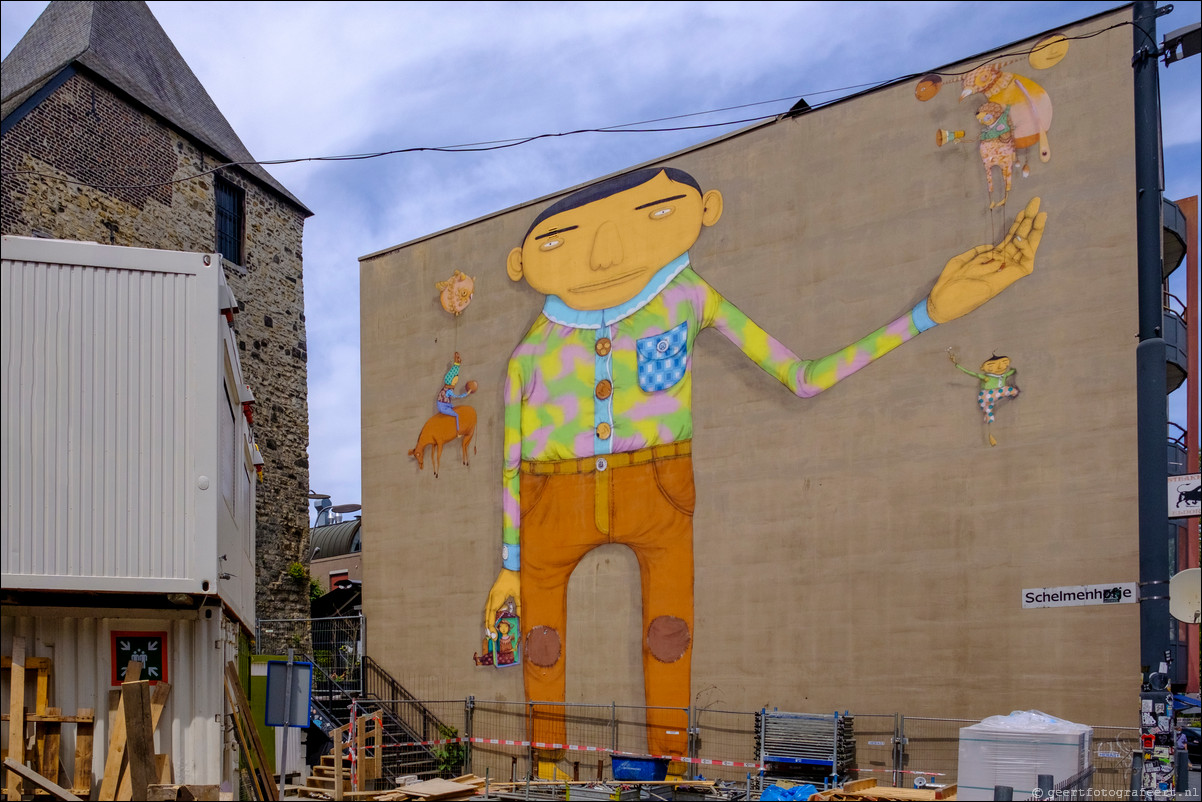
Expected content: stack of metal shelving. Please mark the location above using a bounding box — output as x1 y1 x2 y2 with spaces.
755 710 855 787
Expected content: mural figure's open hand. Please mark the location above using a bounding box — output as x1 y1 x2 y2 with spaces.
484 568 521 639
927 197 1047 324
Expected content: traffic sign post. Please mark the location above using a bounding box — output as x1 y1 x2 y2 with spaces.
265 651 313 797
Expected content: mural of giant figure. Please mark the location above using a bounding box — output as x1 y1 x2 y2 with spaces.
483 167 1045 772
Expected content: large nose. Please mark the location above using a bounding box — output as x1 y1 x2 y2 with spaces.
590 221 623 270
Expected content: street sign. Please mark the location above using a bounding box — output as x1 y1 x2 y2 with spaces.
264 659 312 728
1022 583 1137 608
1168 473 1200 518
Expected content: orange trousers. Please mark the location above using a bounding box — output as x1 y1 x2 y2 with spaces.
519 444 695 758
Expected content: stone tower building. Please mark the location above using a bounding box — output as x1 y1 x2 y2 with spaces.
1 0 314 643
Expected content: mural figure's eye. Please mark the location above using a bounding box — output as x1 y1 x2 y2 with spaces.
649 206 674 220
539 238 564 251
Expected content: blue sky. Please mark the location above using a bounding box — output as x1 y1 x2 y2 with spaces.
2 1 1199 522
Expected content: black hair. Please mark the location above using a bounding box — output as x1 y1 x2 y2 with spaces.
523 167 701 241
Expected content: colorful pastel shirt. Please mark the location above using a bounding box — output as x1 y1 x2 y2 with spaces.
499 252 936 570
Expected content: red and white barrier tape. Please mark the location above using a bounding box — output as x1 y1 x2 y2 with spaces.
376 735 763 769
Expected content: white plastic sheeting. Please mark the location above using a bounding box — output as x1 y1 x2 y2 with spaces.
957 710 1092 800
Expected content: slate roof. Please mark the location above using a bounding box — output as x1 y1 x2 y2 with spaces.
1 0 311 215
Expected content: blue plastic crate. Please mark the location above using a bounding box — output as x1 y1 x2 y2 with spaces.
610 756 669 781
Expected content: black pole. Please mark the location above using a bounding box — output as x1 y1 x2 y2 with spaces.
1133 1 1170 679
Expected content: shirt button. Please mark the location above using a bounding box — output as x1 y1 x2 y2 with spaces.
596 422 611 440
656 339 669 353
595 337 611 357
595 379 612 400
596 457 608 472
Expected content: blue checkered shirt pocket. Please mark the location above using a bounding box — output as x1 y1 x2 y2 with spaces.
636 322 689 392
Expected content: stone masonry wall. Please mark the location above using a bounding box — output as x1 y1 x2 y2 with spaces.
1 71 312 642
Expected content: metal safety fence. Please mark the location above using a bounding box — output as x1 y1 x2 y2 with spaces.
312 697 1142 794
257 615 365 694
895 717 1139 796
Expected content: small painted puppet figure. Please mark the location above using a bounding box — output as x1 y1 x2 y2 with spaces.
976 101 1016 209
494 619 517 666
474 598 520 667
436 352 472 432
949 349 1019 446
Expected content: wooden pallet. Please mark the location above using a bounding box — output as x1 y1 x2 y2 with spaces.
815 778 957 800
2 637 97 800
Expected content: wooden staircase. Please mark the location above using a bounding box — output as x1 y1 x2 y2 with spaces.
302 716 384 797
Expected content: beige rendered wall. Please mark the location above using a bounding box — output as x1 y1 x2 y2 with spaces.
361 10 1139 727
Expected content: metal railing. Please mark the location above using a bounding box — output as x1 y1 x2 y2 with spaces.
254 619 1145 792
290 694 1145 794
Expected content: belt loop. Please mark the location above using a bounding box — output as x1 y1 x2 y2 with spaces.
594 460 610 535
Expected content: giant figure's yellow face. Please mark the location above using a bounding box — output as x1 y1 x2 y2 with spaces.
508 171 723 311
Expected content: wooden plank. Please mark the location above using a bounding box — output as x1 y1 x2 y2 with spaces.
389 778 484 798
35 666 50 714
38 707 63 786
2 757 81 802
34 669 51 785
841 780 879 792
71 708 95 797
328 723 349 802
154 753 173 784
116 682 171 801
223 664 276 801
221 681 265 802
2 713 95 724
224 662 277 800
146 785 220 801
332 745 344 802
95 661 141 801
0 657 53 671
365 714 382 783
106 690 120 735
224 663 274 798
826 786 951 801
121 681 155 802
5 636 26 802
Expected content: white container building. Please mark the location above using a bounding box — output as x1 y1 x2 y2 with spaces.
1 236 261 792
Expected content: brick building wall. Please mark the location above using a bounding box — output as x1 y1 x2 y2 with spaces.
1 70 312 638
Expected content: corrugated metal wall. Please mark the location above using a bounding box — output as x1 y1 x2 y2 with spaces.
1 238 226 594
1 608 236 792
1 257 192 580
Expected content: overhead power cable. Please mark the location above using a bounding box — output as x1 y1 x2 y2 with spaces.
0 20 1131 193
